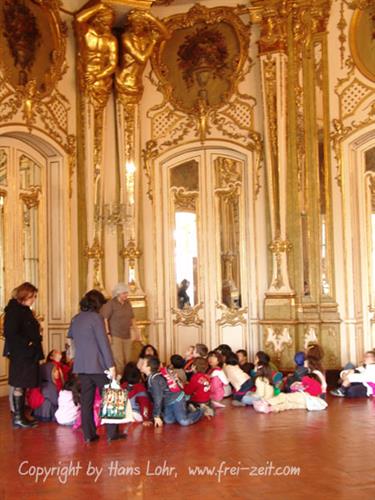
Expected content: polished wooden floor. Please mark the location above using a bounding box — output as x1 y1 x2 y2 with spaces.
1 395 374 500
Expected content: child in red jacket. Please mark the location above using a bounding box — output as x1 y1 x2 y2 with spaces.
184 357 214 417
121 362 153 426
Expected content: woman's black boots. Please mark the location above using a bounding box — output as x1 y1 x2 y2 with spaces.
13 394 36 428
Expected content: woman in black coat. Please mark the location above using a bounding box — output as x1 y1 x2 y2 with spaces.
4 282 44 428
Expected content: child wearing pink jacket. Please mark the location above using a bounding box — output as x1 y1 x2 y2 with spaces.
207 351 229 408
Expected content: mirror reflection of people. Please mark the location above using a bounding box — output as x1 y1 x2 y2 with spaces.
177 279 191 309
222 280 232 308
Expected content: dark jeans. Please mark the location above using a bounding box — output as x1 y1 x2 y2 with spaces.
79 373 118 440
163 398 203 426
232 379 254 401
344 383 368 398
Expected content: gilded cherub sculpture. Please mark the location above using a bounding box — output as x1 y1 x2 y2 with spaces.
116 10 169 103
75 2 118 107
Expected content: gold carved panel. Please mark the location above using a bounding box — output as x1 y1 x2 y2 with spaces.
0 0 67 95
151 4 250 116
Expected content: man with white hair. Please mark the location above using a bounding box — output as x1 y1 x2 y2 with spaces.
101 283 136 375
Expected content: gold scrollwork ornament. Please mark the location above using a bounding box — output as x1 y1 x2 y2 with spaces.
172 303 204 326
0 0 68 129
171 186 198 211
19 185 41 209
216 301 247 326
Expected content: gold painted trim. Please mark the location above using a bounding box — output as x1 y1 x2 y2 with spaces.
19 185 41 209
110 0 153 8
337 0 347 69
216 302 247 326
172 303 204 326
331 105 375 186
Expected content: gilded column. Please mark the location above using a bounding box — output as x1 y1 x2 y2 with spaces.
115 10 169 340
75 2 118 291
251 1 297 368
257 4 293 298
115 10 169 293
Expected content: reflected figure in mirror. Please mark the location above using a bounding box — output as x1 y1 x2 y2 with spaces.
222 279 240 309
177 279 191 309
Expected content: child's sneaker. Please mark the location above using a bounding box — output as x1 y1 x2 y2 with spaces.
330 388 345 397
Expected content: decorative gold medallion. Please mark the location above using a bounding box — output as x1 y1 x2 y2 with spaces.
151 4 249 117
349 4 375 82
0 0 67 95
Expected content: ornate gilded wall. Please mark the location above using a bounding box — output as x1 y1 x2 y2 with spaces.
0 0 374 393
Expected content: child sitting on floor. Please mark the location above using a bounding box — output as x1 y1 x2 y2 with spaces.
141 356 203 427
208 351 230 406
184 357 214 416
331 350 375 398
46 349 65 392
290 372 323 397
253 351 283 392
223 353 253 404
55 377 81 426
33 361 59 422
121 362 153 425
169 354 187 386
241 364 275 406
184 343 209 380
137 344 159 371
305 353 327 399
236 349 254 375
215 344 233 364
284 352 309 392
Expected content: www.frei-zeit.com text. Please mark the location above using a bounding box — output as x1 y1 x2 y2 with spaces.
18 460 301 484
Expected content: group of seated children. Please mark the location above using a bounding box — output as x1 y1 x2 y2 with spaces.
26 342 375 430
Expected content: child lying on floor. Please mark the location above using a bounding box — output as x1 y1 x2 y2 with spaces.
253 373 327 413
253 392 328 413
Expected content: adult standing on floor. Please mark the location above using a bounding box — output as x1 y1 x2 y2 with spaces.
3 282 44 428
68 289 125 442
101 283 136 375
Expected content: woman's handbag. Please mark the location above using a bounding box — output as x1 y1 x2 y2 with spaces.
100 379 134 424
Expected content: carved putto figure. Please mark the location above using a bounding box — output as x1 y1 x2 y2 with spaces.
116 10 169 102
75 3 118 106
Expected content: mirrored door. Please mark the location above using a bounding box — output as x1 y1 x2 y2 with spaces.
157 146 250 358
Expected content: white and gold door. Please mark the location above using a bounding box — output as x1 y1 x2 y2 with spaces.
0 135 71 394
152 144 265 360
